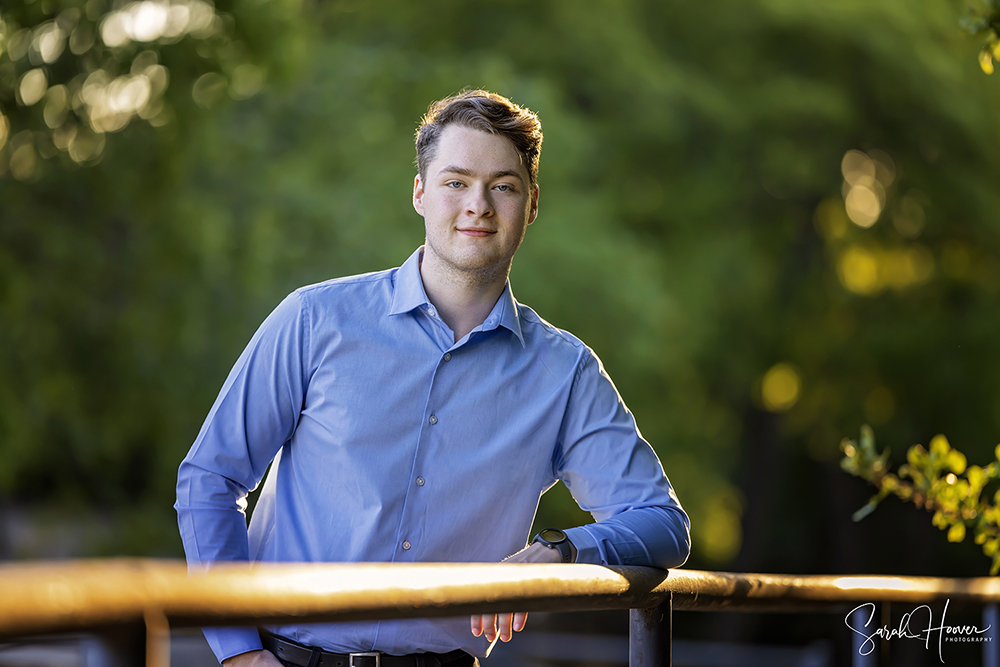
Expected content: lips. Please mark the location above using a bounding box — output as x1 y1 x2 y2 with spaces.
457 228 496 237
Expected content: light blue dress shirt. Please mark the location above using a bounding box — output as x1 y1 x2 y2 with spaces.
175 247 690 662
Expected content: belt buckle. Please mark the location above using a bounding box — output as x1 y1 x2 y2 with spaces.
349 652 381 667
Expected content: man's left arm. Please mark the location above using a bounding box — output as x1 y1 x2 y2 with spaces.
472 349 690 643
553 349 691 569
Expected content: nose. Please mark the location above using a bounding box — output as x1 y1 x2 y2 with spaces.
466 185 494 218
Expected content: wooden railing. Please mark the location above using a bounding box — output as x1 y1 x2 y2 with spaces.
1 559 999 666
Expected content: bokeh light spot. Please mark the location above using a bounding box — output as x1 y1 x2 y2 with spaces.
841 149 876 186
761 363 802 413
43 85 69 129
10 142 38 181
0 112 9 152
840 149 893 228
131 2 170 42
838 246 882 295
192 72 227 108
813 198 849 240
699 495 743 562
68 128 106 164
33 22 67 64
845 184 882 228
17 69 48 106
229 64 265 100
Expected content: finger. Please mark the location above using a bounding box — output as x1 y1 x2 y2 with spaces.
484 614 498 642
513 611 528 633
498 612 515 642
470 615 481 637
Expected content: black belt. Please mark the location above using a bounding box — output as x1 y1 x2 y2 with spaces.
260 631 476 667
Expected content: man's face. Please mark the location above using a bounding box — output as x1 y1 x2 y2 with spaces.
413 124 539 281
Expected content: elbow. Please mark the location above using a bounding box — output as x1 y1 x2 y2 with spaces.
652 505 691 570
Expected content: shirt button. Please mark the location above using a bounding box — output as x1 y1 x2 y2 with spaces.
416 477 425 486
428 307 437 317
428 415 438 425
402 541 411 550
443 353 451 362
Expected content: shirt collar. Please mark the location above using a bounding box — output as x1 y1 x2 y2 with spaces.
387 247 430 316
388 247 525 347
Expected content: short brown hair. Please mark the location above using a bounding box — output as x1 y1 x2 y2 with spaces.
415 90 543 185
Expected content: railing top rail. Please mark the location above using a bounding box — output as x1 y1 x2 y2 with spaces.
0 559 995 638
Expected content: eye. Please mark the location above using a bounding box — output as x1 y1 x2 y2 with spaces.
495 183 515 193
445 181 464 189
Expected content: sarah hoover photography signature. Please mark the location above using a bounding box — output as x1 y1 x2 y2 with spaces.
846 600 991 663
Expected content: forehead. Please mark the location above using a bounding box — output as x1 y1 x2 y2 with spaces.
429 124 528 180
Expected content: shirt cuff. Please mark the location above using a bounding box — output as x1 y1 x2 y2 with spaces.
204 626 264 663
563 526 603 565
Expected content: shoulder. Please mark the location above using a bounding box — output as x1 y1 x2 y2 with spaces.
515 302 597 377
294 266 396 300
290 267 397 315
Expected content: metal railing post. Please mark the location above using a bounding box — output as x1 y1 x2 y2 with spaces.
850 605 876 667
629 591 671 667
145 608 171 667
985 603 998 667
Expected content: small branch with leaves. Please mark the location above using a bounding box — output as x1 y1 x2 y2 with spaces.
841 425 1000 574
961 0 1000 73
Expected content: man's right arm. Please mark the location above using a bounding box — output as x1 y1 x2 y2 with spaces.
175 292 310 662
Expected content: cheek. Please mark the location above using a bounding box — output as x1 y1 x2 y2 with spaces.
430 192 464 211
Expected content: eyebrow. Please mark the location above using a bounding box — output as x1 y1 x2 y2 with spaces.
439 166 525 182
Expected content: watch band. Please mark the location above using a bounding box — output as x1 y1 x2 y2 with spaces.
532 528 574 563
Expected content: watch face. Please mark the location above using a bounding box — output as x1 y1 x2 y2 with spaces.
539 528 566 543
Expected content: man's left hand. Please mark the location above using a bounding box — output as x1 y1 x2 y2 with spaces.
469 541 576 643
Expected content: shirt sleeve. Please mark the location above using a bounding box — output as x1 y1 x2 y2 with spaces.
554 350 691 569
174 292 310 661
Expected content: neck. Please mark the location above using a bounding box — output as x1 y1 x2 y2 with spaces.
419 249 510 343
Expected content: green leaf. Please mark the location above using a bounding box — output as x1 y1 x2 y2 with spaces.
985 49 999 74
947 450 968 474
948 523 967 543
986 539 1000 557
968 465 987 491
908 445 928 468
931 434 951 458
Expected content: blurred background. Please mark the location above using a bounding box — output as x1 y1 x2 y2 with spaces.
3 0 1000 664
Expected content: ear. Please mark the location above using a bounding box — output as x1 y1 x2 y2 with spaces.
527 183 539 225
412 174 425 216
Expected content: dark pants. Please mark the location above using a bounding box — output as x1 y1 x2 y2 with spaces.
274 655 479 667
261 630 479 667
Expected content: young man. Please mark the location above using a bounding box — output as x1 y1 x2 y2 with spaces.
176 90 690 667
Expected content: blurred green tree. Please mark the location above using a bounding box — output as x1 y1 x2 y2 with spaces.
2 0 1000 582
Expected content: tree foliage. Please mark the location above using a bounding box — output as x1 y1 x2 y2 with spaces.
3 0 1000 576
842 426 1000 574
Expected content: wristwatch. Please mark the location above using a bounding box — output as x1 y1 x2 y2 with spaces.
532 528 574 563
